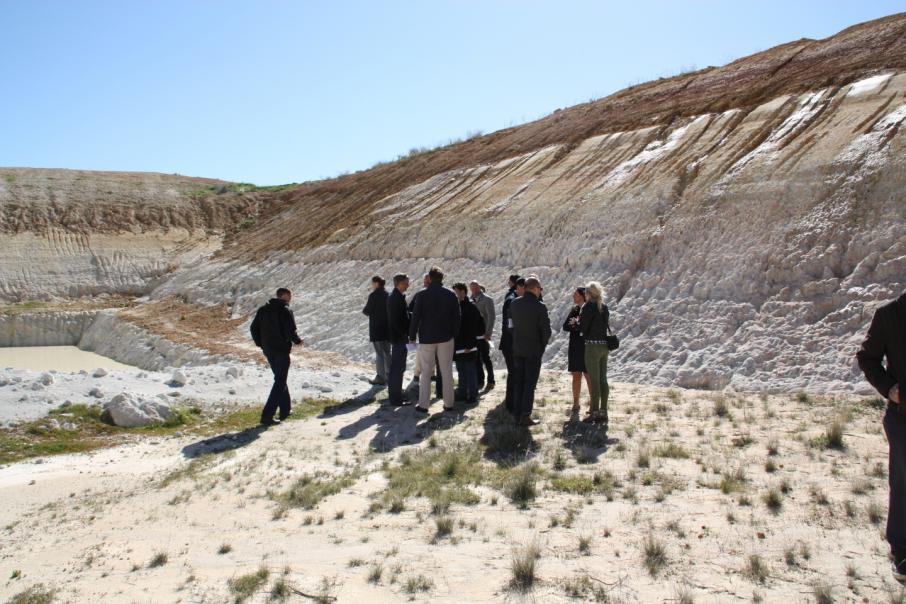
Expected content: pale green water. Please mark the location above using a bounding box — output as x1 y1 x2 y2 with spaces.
0 346 135 371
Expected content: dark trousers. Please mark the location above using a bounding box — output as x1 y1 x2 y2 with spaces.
885 406 906 557
502 347 515 414
456 357 479 402
388 343 408 404
475 338 494 387
512 354 542 419
262 350 291 421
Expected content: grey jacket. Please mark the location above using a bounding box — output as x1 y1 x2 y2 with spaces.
509 292 552 358
471 292 496 338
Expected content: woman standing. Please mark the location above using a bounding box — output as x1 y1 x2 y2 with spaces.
579 282 610 425
562 287 591 415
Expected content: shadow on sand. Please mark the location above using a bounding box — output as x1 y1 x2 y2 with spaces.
557 417 618 463
478 403 538 467
182 425 267 459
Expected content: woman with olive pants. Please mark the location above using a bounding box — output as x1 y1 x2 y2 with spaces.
578 281 610 425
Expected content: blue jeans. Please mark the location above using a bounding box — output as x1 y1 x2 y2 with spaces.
455 357 479 402
388 343 408 404
262 350 291 421
512 355 542 419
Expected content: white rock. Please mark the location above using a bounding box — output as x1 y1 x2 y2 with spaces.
318 385 334 393
103 392 174 428
168 371 188 387
38 373 54 386
226 366 242 379
89 387 104 399
30 382 45 391
228 388 237 395
46 418 61 431
93 368 108 378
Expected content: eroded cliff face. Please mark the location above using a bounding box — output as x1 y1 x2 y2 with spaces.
2 17 905 392
154 72 906 393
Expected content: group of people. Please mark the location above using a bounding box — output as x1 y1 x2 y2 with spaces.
249 279 906 585
250 268 615 429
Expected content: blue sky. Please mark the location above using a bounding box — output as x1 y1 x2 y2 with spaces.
1 1 902 185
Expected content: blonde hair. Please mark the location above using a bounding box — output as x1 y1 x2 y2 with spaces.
585 281 605 311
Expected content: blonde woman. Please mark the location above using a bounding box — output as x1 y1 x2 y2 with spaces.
578 282 610 425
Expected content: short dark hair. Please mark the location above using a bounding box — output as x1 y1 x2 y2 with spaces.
393 273 409 286
524 277 541 290
276 287 292 298
576 286 587 299
515 278 526 287
371 275 386 287
508 274 522 285
428 266 444 282
452 282 468 292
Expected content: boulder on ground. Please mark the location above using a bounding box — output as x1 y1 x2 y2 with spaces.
38 373 54 386
89 387 104 399
225 366 242 379
168 371 188 387
93 368 108 378
103 393 174 428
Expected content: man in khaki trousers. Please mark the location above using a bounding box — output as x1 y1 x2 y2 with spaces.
408 267 460 412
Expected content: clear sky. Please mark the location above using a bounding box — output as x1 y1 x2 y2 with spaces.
1 1 902 185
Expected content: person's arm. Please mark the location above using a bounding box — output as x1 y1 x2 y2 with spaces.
250 310 262 347
363 292 372 317
856 307 896 399
539 304 552 348
484 298 495 339
578 304 593 336
284 309 303 345
451 294 461 337
408 294 422 342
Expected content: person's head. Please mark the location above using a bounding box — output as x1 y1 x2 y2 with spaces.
524 277 542 297
428 266 444 284
515 277 526 297
572 286 587 306
393 273 410 293
421 273 431 287
371 275 386 290
585 281 605 310
469 280 482 298
452 282 468 300
275 287 292 303
508 274 522 288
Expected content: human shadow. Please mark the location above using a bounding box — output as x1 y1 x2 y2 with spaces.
478 403 539 467
181 425 266 459
557 418 618 464
317 385 386 418
336 380 473 453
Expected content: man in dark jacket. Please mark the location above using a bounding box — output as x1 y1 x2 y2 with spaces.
386 273 411 406
500 275 523 413
509 277 551 426
250 288 304 426
453 283 485 405
363 276 391 386
409 266 460 412
857 291 906 584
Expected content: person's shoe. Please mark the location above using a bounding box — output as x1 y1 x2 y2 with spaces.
443 405 456 413
414 405 429 414
278 411 293 421
260 417 281 427
368 377 387 386
518 415 540 426
893 553 906 584
484 383 495 392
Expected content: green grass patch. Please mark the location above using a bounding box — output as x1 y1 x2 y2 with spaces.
5 583 56 604
228 566 269 603
277 470 359 511
377 443 486 512
653 442 690 459
550 471 615 499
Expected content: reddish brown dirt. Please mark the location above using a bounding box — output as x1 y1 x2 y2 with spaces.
226 13 906 258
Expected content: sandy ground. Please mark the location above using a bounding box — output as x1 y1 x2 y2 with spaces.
0 369 902 603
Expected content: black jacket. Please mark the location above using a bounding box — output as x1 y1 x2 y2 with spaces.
454 298 485 358
387 288 410 345
563 305 582 339
363 288 390 342
510 291 552 358
250 298 303 354
857 292 906 401
579 302 610 341
408 281 461 344
499 287 518 353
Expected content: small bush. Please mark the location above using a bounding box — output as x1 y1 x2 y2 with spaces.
148 551 168 568
763 488 783 513
510 540 541 591
218 543 232 555
578 534 592 555
742 554 769 583
867 500 885 524
642 533 667 576
6 584 56 604
229 567 269 603
812 580 834 604
654 442 689 459
506 464 538 509
713 397 729 417
433 516 454 541
403 574 433 593
367 562 383 584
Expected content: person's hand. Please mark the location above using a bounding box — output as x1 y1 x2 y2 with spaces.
484 335 491 341
891 384 901 404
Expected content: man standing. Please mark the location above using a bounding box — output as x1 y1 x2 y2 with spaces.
386 273 411 406
470 281 496 392
500 275 523 414
409 266 460 413
363 276 391 386
453 283 485 405
250 287 304 426
509 277 551 427
857 291 906 584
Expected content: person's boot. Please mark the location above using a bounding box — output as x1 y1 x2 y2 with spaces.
260 417 281 427
893 551 906 584
518 415 539 426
